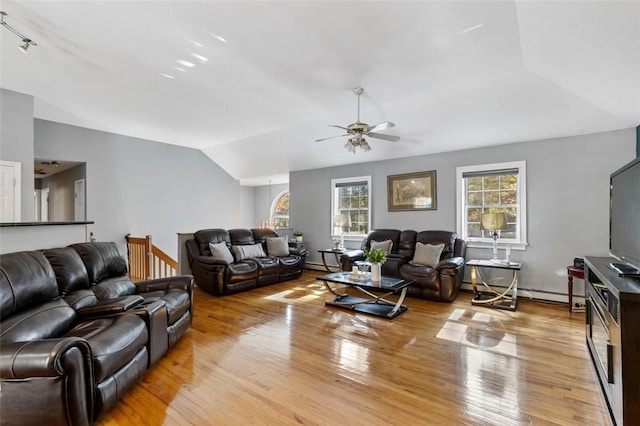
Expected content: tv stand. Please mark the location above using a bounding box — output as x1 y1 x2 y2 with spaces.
608 262 640 278
585 257 640 426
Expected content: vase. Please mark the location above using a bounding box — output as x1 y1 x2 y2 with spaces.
296 236 302 242
371 263 381 282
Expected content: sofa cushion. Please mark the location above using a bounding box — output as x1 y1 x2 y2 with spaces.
232 244 266 261
371 239 393 254
0 298 76 343
65 314 147 382
43 247 91 295
410 242 444 267
208 242 234 264
266 236 290 257
141 289 191 325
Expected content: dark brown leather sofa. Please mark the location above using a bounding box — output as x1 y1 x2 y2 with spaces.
340 229 466 302
0 243 194 426
185 228 307 296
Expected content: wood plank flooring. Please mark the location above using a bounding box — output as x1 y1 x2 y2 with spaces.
97 271 610 425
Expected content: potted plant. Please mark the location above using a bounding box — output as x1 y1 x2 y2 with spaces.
293 230 303 242
365 247 387 282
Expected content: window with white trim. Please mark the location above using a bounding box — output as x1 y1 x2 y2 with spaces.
456 161 527 249
270 191 289 229
331 176 371 239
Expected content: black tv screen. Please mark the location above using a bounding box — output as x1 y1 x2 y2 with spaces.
610 157 640 271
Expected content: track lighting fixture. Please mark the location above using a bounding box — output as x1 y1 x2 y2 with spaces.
1 11 37 53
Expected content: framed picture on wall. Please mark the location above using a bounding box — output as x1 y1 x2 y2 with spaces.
387 170 437 211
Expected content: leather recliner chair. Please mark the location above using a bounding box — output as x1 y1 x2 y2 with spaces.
68 242 194 353
0 251 149 425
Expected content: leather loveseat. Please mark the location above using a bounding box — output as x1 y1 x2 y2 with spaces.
185 228 307 296
340 229 466 302
0 244 194 426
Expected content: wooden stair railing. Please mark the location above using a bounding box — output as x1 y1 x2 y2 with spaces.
125 234 177 282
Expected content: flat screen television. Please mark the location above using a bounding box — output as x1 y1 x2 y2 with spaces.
609 156 640 276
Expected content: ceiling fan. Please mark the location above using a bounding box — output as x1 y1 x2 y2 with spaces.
315 87 400 153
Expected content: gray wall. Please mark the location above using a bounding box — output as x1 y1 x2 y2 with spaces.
291 128 636 298
0 89 35 220
34 119 253 258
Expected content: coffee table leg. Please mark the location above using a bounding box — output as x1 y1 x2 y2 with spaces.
387 287 408 318
321 280 347 298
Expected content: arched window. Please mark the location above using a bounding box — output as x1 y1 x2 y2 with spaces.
271 191 289 229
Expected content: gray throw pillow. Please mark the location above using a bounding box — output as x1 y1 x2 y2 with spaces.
267 236 290 257
410 242 445 268
209 242 234 264
371 239 393 254
232 243 266 261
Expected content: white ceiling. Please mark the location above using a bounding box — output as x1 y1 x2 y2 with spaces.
1 1 638 186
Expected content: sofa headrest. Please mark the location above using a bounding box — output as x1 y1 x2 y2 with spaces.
364 229 402 252
194 229 230 255
0 251 59 319
251 228 278 244
229 229 256 246
416 231 458 259
42 247 90 295
69 242 128 284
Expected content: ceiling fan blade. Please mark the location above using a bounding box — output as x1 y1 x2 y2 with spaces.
315 134 349 142
329 124 350 131
365 121 395 133
367 132 400 142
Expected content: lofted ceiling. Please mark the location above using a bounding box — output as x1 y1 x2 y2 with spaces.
1 1 638 186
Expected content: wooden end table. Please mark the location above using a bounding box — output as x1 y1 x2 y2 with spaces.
567 265 585 313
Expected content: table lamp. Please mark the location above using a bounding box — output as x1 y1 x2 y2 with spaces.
481 212 508 261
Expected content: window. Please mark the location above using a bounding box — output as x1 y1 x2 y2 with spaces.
331 176 371 239
270 191 289 229
456 161 527 249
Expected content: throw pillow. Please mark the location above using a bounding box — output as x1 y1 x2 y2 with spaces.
410 242 445 268
371 239 393 254
209 242 234 265
232 243 266 261
267 236 290 257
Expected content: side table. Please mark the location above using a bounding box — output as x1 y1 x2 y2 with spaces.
567 266 585 313
467 259 522 311
318 249 345 272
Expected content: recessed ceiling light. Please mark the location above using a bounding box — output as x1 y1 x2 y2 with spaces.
176 59 195 68
191 53 208 63
209 32 227 43
159 73 175 79
461 23 484 34
176 67 186 72
189 39 204 47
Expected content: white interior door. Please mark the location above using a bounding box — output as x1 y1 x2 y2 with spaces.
34 189 41 221
40 187 50 222
74 179 85 221
0 161 21 222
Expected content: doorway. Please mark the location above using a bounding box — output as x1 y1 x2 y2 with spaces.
0 160 21 222
74 179 85 221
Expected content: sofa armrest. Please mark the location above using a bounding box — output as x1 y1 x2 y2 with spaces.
289 247 308 257
0 338 94 426
436 256 465 272
75 295 144 318
340 250 365 271
131 300 169 366
0 337 92 378
135 275 194 294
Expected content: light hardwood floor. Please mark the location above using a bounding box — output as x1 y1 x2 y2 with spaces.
97 271 610 425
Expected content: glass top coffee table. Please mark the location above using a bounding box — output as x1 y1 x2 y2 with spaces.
317 272 414 319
